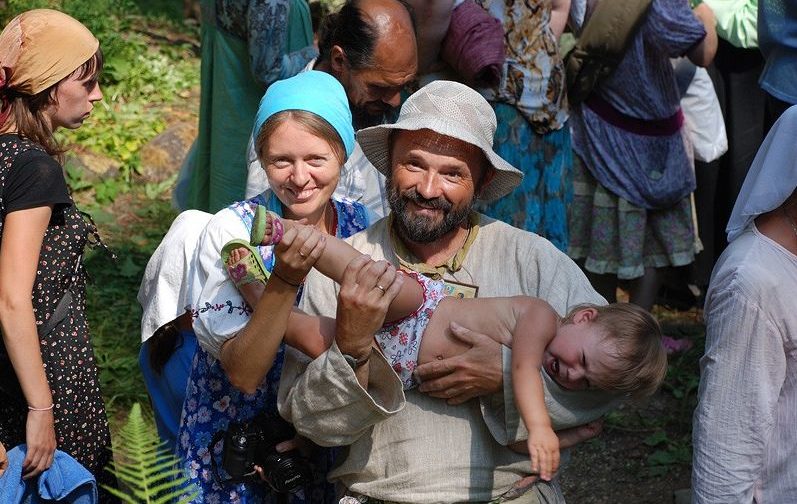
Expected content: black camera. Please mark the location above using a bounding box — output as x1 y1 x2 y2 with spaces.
211 412 312 493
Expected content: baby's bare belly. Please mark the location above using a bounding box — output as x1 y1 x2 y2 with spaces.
417 297 470 364
417 297 512 364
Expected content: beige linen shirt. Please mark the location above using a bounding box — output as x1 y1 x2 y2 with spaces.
278 215 614 503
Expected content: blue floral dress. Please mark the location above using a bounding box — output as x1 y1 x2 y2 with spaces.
178 193 368 503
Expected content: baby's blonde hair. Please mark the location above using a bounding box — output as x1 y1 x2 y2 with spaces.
564 303 667 399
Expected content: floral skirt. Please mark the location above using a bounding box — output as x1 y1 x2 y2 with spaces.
476 103 573 252
567 157 697 280
177 344 337 503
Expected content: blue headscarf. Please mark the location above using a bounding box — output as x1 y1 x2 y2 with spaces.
252 70 355 159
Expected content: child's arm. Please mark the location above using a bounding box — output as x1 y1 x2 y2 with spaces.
283 309 336 359
510 298 561 481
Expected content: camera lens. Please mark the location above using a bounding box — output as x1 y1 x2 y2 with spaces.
261 454 312 493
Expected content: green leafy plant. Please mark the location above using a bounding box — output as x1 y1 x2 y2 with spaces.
5 0 199 203
104 403 198 503
643 430 692 477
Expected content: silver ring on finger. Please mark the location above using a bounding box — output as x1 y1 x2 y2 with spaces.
298 251 307 258
376 284 386 294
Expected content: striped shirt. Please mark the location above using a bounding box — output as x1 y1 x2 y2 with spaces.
692 224 797 503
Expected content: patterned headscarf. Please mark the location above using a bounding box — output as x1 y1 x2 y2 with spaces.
0 9 99 127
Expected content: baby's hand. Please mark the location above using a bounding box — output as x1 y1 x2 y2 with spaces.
527 425 560 481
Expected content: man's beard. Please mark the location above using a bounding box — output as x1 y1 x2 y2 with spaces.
387 180 475 243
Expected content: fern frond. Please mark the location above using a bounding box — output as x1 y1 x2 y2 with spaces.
103 403 199 503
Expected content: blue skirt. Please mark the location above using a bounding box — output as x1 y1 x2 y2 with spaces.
477 102 573 252
139 329 198 452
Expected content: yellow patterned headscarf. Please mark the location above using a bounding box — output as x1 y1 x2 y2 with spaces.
0 9 98 125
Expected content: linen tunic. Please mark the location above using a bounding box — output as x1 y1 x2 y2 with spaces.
279 214 616 503
692 225 797 503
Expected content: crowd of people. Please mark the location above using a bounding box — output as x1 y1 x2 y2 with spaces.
0 0 794 503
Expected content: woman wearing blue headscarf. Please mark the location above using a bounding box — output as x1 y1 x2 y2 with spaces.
177 71 369 503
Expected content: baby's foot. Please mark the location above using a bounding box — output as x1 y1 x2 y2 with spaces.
251 206 286 246
557 420 603 449
224 245 267 306
225 246 266 286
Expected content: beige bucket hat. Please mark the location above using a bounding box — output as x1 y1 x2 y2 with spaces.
356 80 523 202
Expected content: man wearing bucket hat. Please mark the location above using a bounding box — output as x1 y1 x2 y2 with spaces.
279 81 613 503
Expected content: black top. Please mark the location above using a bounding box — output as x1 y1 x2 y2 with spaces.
0 134 71 221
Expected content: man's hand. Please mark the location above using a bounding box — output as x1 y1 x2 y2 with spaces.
414 321 502 404
335 255 403 359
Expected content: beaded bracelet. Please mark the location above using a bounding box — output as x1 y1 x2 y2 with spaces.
28 403 54 411
271 270 302 288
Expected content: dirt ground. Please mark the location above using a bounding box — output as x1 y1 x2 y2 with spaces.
559 400 692 503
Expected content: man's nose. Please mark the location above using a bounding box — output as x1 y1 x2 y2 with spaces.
383 89 402 109
416 172 443 200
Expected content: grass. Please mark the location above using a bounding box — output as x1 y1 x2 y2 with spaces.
604 309 706 477
81 193 178 416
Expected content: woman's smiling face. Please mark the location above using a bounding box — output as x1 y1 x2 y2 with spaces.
263 119 342 224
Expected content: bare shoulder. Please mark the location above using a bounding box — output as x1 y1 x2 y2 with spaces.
513 296 558 323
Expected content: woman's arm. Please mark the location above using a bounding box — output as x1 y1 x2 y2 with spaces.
692 286 784 503
0 206 56 479
246 0 318 87
219 224 326 394
687 3 718 67
510 298 560 481
551 0 572 39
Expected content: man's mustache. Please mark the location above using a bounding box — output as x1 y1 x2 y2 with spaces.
401 188 452 211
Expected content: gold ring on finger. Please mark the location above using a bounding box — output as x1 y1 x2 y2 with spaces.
299 251 307 258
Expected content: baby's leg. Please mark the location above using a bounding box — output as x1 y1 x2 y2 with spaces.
284 310 336 359
224 244 331 358
252 206 425 323
506 420 604 453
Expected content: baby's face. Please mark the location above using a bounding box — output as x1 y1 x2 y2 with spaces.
544 311 614 391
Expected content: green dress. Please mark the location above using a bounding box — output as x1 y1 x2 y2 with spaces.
182 0 316 212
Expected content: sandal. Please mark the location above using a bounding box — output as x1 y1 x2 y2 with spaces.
221 239 270 289
250 205 284 246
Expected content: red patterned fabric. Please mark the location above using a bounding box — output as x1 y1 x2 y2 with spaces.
441 0 505 88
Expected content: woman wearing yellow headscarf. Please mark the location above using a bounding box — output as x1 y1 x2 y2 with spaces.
0 9 116 495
